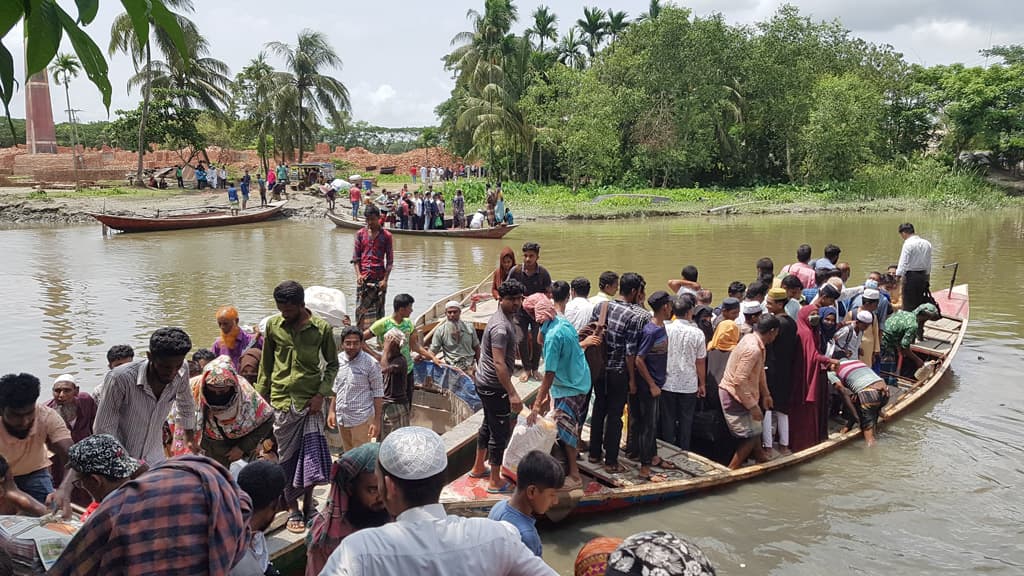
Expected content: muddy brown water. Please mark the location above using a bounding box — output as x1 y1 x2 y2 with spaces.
3 209 1022 574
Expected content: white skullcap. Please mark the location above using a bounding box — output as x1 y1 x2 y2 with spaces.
378 426 447 480
445 301 462 310
862 288 880 301
857 310 875 324
740 301 764 315
53 374 76 385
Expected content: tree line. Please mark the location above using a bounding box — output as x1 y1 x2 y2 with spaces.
437 0 1024 187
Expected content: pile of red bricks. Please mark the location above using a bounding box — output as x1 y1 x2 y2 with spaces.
0 143 465 184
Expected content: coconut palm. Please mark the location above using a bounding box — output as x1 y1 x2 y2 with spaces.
109 0 196 184
527 6 558 51
266 30 350 162
557 28 587 70
606 10 630 42
128 56 231 114
236 53 281 175
638 0 663 22
51 54 81 149
577 7 608 58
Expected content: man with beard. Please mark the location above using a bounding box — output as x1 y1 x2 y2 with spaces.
212 305 254 370
306 443 390 575
45 374 97 505
321 426 555 575
0 373 73 504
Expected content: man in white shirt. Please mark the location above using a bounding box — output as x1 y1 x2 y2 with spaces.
588 271 619 304
895 222 933 312
660 294 706 451
564 277 595 333
321 426 556 576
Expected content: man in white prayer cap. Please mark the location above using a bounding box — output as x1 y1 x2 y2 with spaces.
320 426 557 575
832 310 875 361
427 301 480 377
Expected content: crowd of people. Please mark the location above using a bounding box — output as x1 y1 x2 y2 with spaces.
340 181 514 231
0 219 938 575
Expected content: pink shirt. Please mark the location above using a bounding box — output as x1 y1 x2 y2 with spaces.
782 262 817 289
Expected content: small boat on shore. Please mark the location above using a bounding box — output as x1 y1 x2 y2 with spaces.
88 201 287 233
326 211 518 239
440 284 970 521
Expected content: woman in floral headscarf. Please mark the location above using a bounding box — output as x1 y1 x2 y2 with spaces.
194 355 275 467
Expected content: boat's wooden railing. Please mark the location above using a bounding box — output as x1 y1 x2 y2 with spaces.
412 273 493 335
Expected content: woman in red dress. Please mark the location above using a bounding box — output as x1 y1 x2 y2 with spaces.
788 285 840 452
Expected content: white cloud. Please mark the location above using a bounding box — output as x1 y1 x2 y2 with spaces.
1 0 1018 127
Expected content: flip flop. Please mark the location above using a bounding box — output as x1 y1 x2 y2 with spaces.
468 468 491 479
286 512 306 534
652 457 678 470
587 455 602 464
604 462 631 474
486 482 514 495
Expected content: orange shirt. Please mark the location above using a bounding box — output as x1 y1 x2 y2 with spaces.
0 405 71 476
719 333 769 410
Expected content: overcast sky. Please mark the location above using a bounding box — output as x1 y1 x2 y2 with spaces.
5 0 1018 127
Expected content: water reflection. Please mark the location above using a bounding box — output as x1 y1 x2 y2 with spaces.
2 209 1023 574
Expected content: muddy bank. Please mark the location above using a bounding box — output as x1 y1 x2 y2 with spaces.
0 186 330 225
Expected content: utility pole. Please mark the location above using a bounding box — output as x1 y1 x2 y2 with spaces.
65 108 82 190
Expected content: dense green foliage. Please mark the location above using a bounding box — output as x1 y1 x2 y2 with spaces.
437 2 1024 188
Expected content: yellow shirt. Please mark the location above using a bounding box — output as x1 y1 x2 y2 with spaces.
0 405 71 476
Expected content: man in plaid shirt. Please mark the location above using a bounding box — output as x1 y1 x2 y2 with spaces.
587 272 651 474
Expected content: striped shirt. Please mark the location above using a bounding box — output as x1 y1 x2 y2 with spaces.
94 359 195 465
333 351 385 427
50 455 252 576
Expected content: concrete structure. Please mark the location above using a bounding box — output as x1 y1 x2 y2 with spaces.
24 68 58 154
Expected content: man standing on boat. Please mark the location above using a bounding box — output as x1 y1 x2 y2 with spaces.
588 272 650 476
896 223 933 312
507 242 553 383
524 293 591 490
719 315 779 469
257 280 339 534
469 280 525 494
352 205 394 331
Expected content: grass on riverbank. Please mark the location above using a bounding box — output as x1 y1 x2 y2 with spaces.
393 160 1012 219
23 187 185 201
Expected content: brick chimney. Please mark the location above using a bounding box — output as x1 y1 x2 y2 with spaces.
24 60 58 154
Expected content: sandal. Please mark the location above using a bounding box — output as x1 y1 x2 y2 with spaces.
486 482 515 495
468 468 491 479
640 473 669 483
604 462 631 474
286 512 306 534
652 457 678 470
587 455 602 464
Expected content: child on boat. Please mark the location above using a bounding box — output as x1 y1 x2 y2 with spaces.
487 450 565 558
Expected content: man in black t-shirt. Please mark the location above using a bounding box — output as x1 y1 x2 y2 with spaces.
506 242 552 382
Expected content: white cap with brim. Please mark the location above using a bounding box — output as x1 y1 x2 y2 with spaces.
53 374 76 385
857 310 875 324
445 301 462 310
378 426 447 480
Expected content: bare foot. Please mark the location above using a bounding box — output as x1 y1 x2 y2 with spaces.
562 476 583 490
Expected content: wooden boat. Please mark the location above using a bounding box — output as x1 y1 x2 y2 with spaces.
266 274 539 574
88 201 287 233
441 284 970 521
379 166 396 175
327 211 518 239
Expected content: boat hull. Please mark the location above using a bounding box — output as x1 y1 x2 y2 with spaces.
441 284 970 520
88 201 287 233
326 211 517 239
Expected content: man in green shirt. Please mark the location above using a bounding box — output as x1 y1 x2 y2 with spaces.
363 293 441 436
880 303 941 385
256 280 339 534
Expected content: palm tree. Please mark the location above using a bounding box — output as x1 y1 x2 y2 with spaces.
236 53 281 175
557 28 587 70
526 6 558 51
51 54 81 149
266 30 350 163
606 10 629 42
638 0 662 22
577 6 608 58
109 0 196 184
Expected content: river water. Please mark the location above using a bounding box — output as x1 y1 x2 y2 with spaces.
3 209 1022 574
